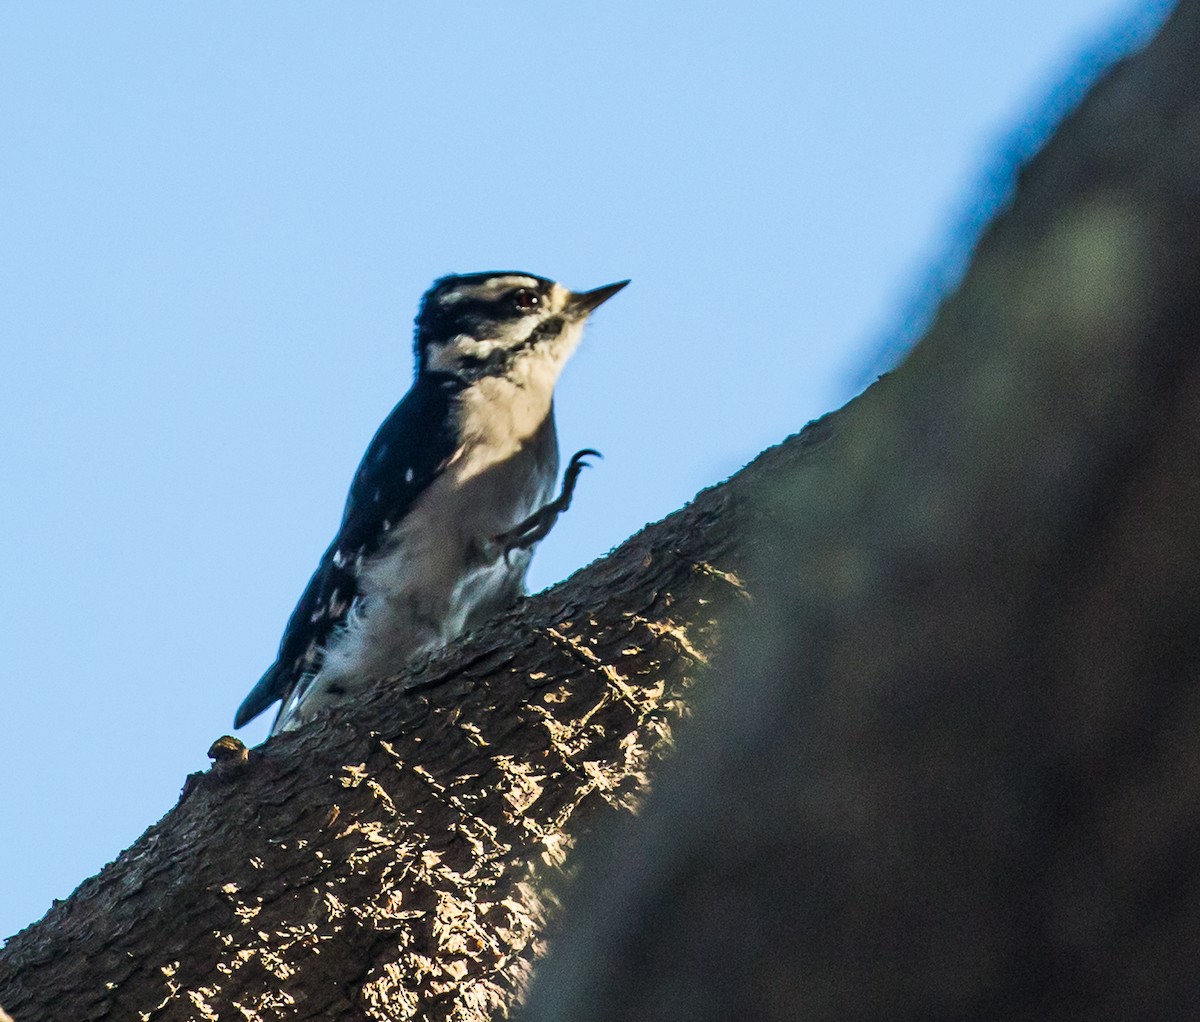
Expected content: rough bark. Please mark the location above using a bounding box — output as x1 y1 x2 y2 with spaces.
519 2 1200 1019
4 3 1199 1021
0 385 806 1019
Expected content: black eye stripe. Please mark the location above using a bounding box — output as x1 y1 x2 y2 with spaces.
442 298 511 325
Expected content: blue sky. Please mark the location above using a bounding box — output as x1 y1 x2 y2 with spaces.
0 1 1169 941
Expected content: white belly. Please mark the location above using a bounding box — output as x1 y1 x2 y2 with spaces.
276 434 555 730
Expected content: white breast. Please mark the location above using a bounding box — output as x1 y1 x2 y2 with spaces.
276 369 559 730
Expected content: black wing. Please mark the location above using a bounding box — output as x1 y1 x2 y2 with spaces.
235 375 461 729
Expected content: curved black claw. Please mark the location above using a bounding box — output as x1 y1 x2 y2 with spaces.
495 448 603 562
559 449 602 512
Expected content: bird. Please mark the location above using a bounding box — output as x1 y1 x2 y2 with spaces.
235 271 628 734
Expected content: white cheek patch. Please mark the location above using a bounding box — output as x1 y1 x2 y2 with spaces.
426 309 555 372
512 313 546 343
426 333 504 372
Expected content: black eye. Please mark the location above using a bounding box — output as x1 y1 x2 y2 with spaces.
512 289 540 312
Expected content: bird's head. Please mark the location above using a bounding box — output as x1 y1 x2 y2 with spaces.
414 272 628 381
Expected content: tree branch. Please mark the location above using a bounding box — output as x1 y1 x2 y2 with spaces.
5 4 1198 1021
0 394 824 1019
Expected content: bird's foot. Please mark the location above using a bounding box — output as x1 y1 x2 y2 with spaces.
495 448 601 562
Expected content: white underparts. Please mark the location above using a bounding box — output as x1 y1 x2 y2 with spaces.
273 345 572 732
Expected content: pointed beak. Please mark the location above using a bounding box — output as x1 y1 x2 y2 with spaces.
566 279 630 319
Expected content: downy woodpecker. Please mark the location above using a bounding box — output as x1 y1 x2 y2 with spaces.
235 271 628 733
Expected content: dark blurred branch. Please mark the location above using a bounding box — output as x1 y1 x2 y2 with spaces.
521 2 1200 1019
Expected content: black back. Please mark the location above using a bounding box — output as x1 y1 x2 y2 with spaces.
234 372 462 728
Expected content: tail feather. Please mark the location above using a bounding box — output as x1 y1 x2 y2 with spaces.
234 662 284 729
